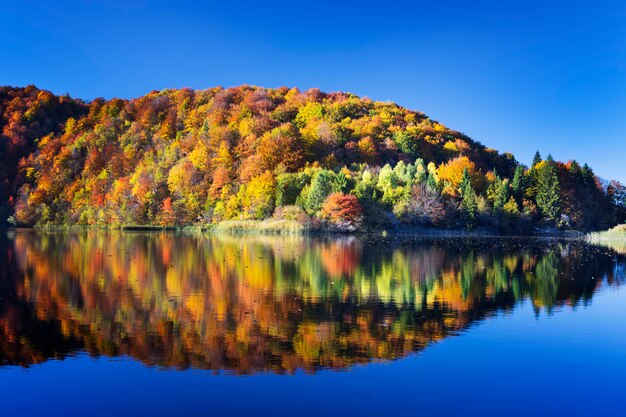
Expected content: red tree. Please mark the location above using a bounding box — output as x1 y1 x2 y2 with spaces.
320 193 363 231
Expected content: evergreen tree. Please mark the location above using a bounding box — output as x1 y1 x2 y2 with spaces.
305 170 334 214
460 168 478 229
569 160 581 175
459 168 472 196
276 172 310 206
536 155 560 223
581 163 593 185
332 170 348 193
426 171 438 192
511 165 525 198
462 184 478 230
532 151 542 167
414 158 427 184
493 179 509 213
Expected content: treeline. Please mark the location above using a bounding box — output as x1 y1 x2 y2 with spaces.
1 85 624 231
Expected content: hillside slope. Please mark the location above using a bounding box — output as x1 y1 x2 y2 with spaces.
1 85 623 231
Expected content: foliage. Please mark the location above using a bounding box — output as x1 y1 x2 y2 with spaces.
0 85 622 232
536 156 561 223
320 192 363 231
403 184 445 225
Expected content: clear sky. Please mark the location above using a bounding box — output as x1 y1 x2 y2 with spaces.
2 0 625 181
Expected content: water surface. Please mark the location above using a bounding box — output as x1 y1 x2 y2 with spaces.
1 231 625 416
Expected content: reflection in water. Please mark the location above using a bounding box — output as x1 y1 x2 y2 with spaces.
591 238 626 256
0 231 624 373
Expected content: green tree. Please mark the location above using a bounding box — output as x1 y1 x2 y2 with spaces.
460 168 478 229
532 151 542 167
511 165 525 199
426 172 438 192
493 179 509 213
536 155 560 223
305 170 335 214
393 131 419 158
377 164 403 205
414 158 427 184
276 172 310 207
332 170 349 193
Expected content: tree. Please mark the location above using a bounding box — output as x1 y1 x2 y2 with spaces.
158 197 176 226
242 171 276 219
258 125 304 172
333 170 349 193
493 179 509 213
607 180 626 208
377 164 402 205
425 171 437 192
462 185 478 230
276 172 310 206
320 193 363 231
460 168 478 229
511 165 525 200
305 170 335 214
503 196 520 215
532 151 542 167
393 131 419 158
404 184 445 225
438 156 480 191
536 155 561 223
414 158 427 184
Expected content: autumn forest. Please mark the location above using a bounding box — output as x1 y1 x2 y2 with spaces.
1 85 625 232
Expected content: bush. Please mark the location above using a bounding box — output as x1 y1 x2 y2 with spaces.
403 184 445 225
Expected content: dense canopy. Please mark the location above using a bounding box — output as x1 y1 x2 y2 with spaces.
1 85 624 231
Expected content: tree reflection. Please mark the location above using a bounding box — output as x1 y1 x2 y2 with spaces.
0 231 623 373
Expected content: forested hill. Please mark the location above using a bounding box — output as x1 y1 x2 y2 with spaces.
1 85 624 231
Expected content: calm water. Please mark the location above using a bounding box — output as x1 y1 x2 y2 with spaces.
1 231 625 416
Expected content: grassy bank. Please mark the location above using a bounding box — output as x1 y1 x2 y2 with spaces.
587 225 626 254
212 219 310 234
588 224 626 241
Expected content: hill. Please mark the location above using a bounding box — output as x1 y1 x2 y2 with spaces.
1 85 624 231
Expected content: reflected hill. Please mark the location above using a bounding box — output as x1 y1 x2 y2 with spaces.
0 231 624 373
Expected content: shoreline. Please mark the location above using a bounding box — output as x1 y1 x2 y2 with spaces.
2 223 594 239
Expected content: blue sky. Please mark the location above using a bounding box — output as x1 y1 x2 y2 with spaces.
2 0 625 181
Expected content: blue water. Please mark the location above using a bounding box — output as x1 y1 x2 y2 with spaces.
0 232 625 416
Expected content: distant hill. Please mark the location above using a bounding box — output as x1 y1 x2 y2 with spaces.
0 85 624 231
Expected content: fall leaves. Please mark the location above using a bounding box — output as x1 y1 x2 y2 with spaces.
1 85 624 230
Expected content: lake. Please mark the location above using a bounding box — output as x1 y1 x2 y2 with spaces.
1 231 625 416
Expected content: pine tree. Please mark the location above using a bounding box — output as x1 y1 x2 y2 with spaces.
511 165 525 198
493 179 509 213
581 163 593 185
536 155 560 223
305 170 334 214
532 151 542 167
426 171 438 192
333 170 348 193
459 168 472 196
462 185 478 230
460 168 478 229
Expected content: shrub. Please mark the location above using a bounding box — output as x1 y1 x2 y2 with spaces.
404 184 445 225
